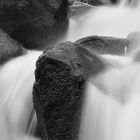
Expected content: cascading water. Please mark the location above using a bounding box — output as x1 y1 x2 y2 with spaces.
1 0 140 140
79 49 140 140
0 50 41 140
66 0 140 42
66 0 140 140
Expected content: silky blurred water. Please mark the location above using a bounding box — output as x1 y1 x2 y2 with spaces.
66 0 140 41
66 1 140 140
0 51 41 140
0 0 140 140
80 50 140 140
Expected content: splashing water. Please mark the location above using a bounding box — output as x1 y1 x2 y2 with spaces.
0 51 41 140
66 1 140 140
1 0 140 140
79 49 140 140
66 0 140 41
120 0 140 6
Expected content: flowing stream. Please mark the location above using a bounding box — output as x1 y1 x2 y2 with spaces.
67 0 140 140
0 51 41 140
66 0 140 41
1 0 140 140
79 52 140 140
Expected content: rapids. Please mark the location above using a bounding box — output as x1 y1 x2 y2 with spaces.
66 1 140 140
79 49 140 140
0 51 41 140
66 0 140 41
1 0 140 140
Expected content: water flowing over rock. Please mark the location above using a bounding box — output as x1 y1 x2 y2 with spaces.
0 29 26 64
69 0 118 19
81 0 105 5
33 36 128 140
33 42 85 140
69 0 117 6
75 36 128 55
127 32 140 53
0 0 69 49
69 2 93 19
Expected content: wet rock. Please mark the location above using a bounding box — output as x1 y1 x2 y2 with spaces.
0 29 26 64
75 36 128 55
68 0 81 5
127 32 140 54
77 0 117 5
33 41 106 140
33 46 85 140
0 0 69 49
81 0 103 5
132 49 140 62
69 2 93 19
33 36 127 140
69 0 115 20
100 0 118 4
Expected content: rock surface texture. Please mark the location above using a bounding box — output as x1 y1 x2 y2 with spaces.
33 36 128 140
69 0 117 5
33 42 86 140
0 0 69 49
76 36 128 55
69 2 93 19
0 29 26 64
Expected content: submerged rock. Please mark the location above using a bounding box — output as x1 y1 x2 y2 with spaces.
0 29 26 64
76 36 128 55
81 0 103 5
0 0 69 49
69 2 93 19
70 0 118 5
33 36 128 140
127 32 140 54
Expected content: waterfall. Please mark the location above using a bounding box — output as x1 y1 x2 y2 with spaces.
64 1 140 140
0 51 41 140
79 50 140 140
0 0 140 140
66 0 140 42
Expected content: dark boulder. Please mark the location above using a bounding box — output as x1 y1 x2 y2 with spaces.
0 29 26 64
33 36 128 140
75 36 128 55
33 44 85 140
0 0 69 49
33 41 105 140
